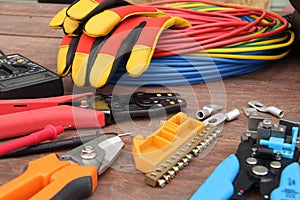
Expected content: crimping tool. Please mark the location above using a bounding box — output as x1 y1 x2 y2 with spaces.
0 92 186 140
190 116 300 200
0 133 124 200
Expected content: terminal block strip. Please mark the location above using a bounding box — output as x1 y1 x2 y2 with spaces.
145 124 220 187
132 112 204 173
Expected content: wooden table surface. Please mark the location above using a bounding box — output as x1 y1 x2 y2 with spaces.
0 1 299 200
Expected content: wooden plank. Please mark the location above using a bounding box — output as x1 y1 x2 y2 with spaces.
0 2 64 37
0 35 60 69
0 15 62 38
0 2 299 200
0 2 64 17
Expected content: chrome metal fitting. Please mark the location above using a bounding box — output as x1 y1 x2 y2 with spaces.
203 109 240 126
196 104 224 120
225 108 240 121
248 101 284 118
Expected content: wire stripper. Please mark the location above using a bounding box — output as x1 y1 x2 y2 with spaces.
0 92 186 139
0 133 124 200
190 116 300 200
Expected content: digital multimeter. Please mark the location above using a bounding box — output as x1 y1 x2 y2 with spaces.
0 54 63 99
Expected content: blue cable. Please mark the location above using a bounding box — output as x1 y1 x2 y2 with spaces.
108 26 290 86
104 2 292 86
111 55 269 85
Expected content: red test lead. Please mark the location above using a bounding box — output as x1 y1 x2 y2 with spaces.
0 125 65 156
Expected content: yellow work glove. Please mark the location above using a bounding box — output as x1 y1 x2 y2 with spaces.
50 0 191 88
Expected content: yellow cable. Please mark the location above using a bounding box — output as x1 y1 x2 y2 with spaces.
163 2 211 8
243 34 289 46
188 50 290 60
195 7 234 12
204 31 294 53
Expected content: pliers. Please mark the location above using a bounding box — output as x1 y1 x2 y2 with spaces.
0 133 124 200
0 91 186 140
190 116 300 200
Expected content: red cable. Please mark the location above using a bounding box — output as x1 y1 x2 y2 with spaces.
140 0 289 56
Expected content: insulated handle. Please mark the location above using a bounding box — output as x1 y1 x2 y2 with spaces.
31 164 98 200
270 162 300 200
189 154 240 200
0 105 106 140
0 92 92 115
0 154 70 200
0 153 98 200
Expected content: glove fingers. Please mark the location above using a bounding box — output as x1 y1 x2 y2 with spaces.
87 16 190 88
89 21 146 88
71 33 96 87
50 7 68 29
57 35 80 77
84 5 160 37
53 1 191 88
67 0 129 23
62 17 81 36
126 16 191 76
49 7 81 36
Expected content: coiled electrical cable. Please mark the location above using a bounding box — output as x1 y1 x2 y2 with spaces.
111 0 294 86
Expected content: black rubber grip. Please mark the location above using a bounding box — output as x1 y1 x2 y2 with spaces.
51 176 93 200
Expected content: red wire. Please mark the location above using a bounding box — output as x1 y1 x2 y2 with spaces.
140 0 288 56
146 0 262 10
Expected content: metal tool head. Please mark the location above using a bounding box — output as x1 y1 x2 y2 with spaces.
61 134 124 175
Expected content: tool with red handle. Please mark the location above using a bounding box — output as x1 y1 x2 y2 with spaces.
0 105 106 140
0 92 93 115
0 92 186 140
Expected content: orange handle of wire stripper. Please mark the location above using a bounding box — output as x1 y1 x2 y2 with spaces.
0 153 98 200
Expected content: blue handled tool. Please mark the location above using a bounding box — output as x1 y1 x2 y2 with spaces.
270 162 300 200
190 154 239 200
190 116 300 200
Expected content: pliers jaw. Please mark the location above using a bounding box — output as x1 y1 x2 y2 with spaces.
61 134 124 175
70 94 115 125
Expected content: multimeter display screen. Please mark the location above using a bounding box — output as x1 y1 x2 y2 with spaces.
0 72 56 89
